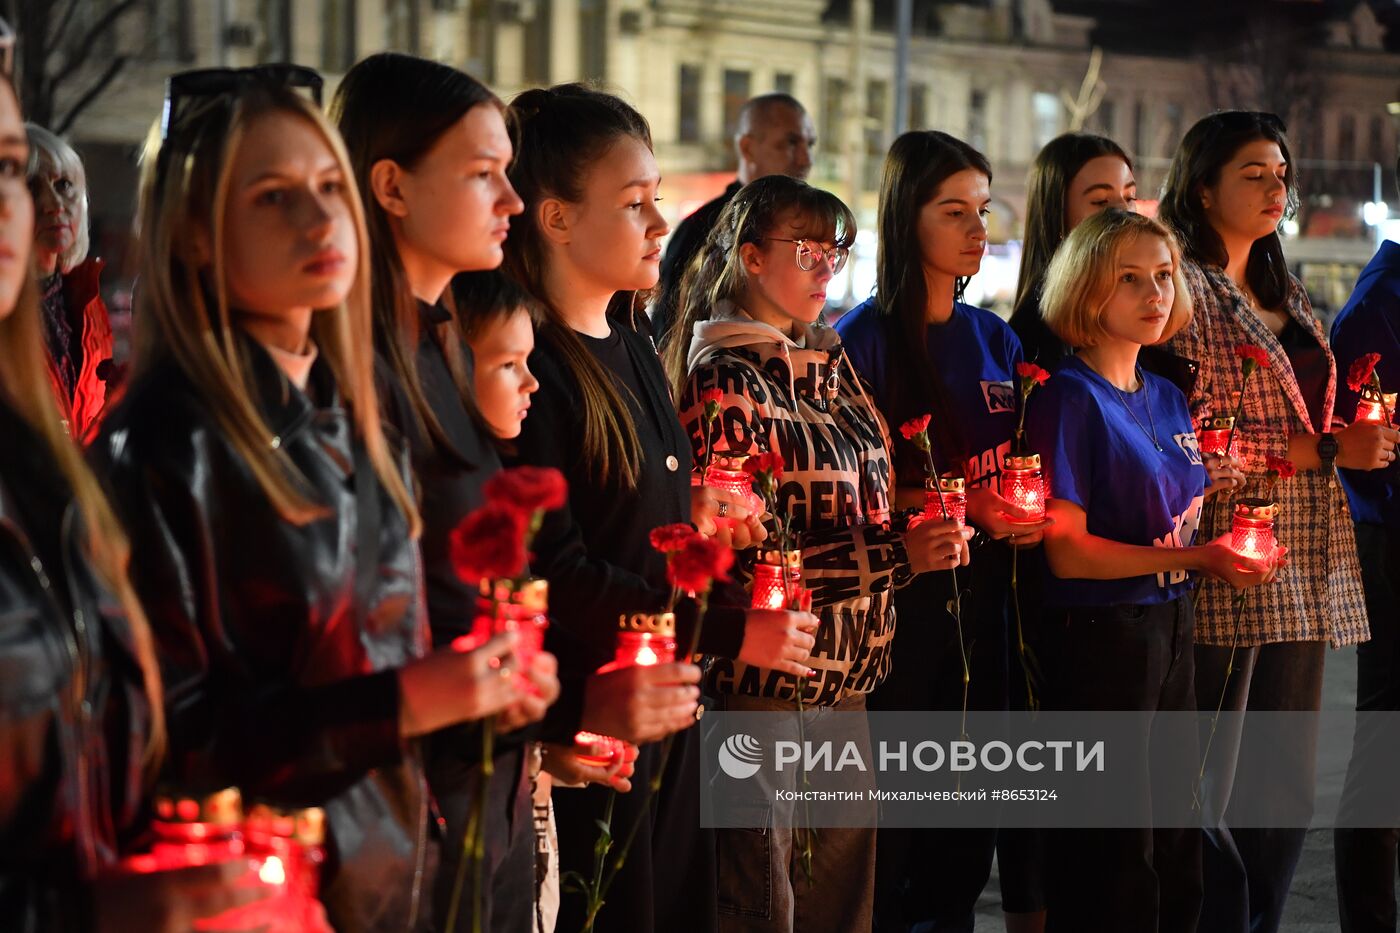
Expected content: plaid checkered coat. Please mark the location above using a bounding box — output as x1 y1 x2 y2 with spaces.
1165 260 1368 647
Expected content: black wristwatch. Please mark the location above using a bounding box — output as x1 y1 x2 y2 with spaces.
1318 432 1338 472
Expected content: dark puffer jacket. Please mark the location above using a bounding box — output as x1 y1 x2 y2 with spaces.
0 399 152 931
94 336 437 933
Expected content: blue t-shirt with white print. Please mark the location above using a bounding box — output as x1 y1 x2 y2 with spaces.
835 298 1023 493
1026 355 1207 607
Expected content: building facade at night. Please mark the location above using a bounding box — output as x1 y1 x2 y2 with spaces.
44 0 1400 310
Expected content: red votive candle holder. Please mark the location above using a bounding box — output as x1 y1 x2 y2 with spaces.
751 548 803 610
574 612 677 766
1002 453 1047 523
703 454 765 528
1355 386 1397 425
1230 499 1279 561
140 787 245 872
231 804 330 932
924 474 967 527
1197 415 1238 458
455 578 550 678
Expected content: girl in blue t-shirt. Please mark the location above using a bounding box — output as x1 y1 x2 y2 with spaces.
1026 209 1281 933
835 130 1052 933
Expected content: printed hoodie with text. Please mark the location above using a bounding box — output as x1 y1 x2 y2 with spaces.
678 302 913 706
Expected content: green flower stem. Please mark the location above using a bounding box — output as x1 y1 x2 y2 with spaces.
1010 544 1038 713
1193 592 1248 813
444 714 496 933
582 588 711 931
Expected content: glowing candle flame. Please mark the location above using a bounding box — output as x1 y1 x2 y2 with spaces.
258 856 287 886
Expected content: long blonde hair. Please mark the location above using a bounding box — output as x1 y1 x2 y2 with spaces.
134 84 419 535
0 81 164 771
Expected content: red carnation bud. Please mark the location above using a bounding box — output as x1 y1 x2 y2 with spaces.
1015 361 1051 386
649 523 698 554
701 388 725 406
1347 353 1382 394
899 414 932 441
666 534 734 594
1234 344 1270 371
1265 455 1297 480
743 451 785 481
450 502 529 583
484 466 568 514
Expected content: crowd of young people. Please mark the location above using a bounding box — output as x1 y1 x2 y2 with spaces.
3 31 1398 933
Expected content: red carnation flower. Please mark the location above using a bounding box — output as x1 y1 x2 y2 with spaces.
899 414 932 441
649 523 698 554
743 451 785 481
484 466 567 514
1265 455 1297 480
1235 344 1270 370
1016 361 1051 386
1347 353 1382 393
666 534 734 594
450 502 529 583
701 388 725 407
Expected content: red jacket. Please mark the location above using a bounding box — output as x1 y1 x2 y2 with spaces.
44 257 114 442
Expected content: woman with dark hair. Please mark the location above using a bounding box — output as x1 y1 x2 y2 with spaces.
502 83 818 933
94 67 541 932
664 173 970 933
834 129 1050 933
1010 132 1136 371
1159 110 1397 933
331 53 561 932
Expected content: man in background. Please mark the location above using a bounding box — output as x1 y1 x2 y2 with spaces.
651 92 816 341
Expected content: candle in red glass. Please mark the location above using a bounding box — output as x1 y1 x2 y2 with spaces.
1197 415 1238 458
1230 499 1279 561
236 805 329 931
924 475 967 527
751 548 803 610
1355 386 1397 425
703 454 765 528
456 578 550 671
574 612 677 766
1002 453 1047 523
140 788 245 872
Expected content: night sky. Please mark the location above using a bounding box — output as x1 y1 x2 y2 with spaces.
823 0 1400 52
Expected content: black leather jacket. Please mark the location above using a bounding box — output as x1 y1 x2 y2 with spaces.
94 337 437 933
0 400 151 931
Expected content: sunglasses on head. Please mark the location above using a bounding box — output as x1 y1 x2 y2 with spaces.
161 64 323 141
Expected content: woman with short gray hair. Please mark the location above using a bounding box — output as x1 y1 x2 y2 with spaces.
26 122 113 439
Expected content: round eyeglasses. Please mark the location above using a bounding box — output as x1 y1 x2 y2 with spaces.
763 237 849 274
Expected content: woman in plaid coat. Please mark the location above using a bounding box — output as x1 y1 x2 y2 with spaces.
1160 110 1400 933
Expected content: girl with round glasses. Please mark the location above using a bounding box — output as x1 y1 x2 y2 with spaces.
663 173 970 931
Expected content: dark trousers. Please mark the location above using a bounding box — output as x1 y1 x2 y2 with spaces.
552 725 717 933
429 741 536 933
868 547 1010 933
1193 639 1325 933
1336 522 1400 933
1041 597 1203 933
998 546 1048 915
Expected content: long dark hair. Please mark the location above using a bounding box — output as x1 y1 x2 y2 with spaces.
875 130 988 473
330 52 498 453
502 83 651 489
1158 110 1298 311
1013 132 1132 313
660 174 856 399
